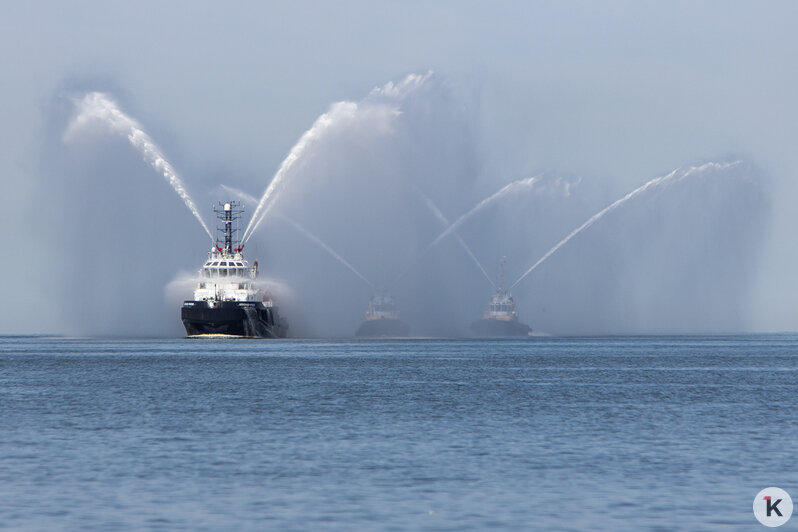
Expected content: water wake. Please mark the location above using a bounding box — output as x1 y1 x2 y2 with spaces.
413 185 495 289
65 92 214 241
242 72 434 244
510 161 741 289
279 215 375 290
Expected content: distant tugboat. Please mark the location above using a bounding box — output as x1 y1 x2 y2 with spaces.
181 201 288 338
470 258 531 337
355 292 410 337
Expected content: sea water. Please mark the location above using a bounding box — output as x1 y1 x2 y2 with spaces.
1 335 796 530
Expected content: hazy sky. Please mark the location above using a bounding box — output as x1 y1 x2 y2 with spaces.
3 1 797 334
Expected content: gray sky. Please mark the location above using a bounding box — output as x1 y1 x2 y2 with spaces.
2 1 796 334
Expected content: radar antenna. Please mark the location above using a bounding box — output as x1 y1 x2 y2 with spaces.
498 256 506 293
213 201 245 256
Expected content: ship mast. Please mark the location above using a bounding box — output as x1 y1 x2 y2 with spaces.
498 256 506 293
213 201 244 257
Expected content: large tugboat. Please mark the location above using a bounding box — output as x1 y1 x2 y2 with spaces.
355 292 410 337
181 201 288 338
470 258 531 337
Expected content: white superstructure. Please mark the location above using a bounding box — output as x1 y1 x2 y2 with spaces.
482 288 518 322
469 257 531 337
482 257 519 322
365 293 401 321
190 201 272 307
193 250 271 306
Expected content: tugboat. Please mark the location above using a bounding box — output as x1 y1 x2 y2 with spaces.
181 201 288 338
355 292 410 337
470 258 531 337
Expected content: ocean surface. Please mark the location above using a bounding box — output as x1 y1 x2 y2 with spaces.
1 335 797 531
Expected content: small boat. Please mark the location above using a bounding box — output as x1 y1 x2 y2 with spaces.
470 258 531 337
355 292 410 337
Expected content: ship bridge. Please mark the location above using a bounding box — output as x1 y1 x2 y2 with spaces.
366 293 401 321
201 258 255 279
191 200 266 303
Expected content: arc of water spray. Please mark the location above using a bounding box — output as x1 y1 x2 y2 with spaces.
219 184 258 207
393 175 540 284
65 92 214 241
241 102 358 244
412 185 495 289
510 161 741 290
278 215 375 290
242 72 434 245
424 175 540 253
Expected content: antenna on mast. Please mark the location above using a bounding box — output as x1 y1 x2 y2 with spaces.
498 256 506 293
213 201 244 256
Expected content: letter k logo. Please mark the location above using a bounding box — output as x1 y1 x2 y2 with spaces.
765 496 783 517
754 488 793 527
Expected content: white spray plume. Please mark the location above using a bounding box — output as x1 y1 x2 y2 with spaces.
254 276 296 307
511 161 742 289
164 271 200 307
242 72 434 244
279 215 375 290
394 174 540 284
65 92 214 241
242 101 359 243
426 175 540 252
412 185 495 289
367 70 434 100
218 184 258 207
164 270 295 308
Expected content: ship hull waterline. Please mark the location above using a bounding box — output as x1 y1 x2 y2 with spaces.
470 318 531 338
355 317 411 338
182 300 287 338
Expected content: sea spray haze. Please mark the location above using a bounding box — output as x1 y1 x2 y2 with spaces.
2 2 796 336
505 161 770 334
64 92 214 240
42 72 769 337
42 89 210 336
243 73 485 336
229 68 770 336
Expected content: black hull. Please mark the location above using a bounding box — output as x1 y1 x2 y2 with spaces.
182 300 288 338
470 318 531 337
355 318 410 338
